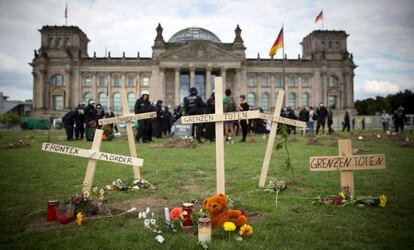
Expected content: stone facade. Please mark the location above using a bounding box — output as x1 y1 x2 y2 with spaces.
30 24 356 117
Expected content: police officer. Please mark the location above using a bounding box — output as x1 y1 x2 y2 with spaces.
62 108 77 141
154 100 164 138
84 99 98 141
205 90 215 142
183 87 204 143
134 90 153 143
75 102 86 140
316 103 328 135
96 103 105 128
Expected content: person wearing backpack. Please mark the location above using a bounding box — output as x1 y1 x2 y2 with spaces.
223 89 237 144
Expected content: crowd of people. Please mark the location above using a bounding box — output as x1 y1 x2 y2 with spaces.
61 88 409 142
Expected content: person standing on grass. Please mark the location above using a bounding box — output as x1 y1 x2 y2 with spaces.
380 110 390 133
183 87 204 143
299 106 309 135
308 107 316 134
327 106 334 134
223 89 237 144
134 90 153 143
205 90 216 142
239 95 249 142
75 102 85 140
342 110 351 132
84 99 98 141
62 108 77 141
393 106 408 133
316 103 328 135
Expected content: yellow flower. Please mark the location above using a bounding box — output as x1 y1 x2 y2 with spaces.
223 222 236 232
339 192 346 199
76 212 83 226
239 224 253 237
379 195 387 208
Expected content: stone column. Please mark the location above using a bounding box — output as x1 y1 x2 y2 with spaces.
160 68 166 101
174 67 180 106
322 73 328 105
65 66 71 109
205 66 212 100
32 71 37 109
190 67 195 88
38 69 47 110
92 73 97 101
298 75 303 108
107 73 112 109
257 73 261 108
270 73 275 110
235 68 241 100
221 67 226 92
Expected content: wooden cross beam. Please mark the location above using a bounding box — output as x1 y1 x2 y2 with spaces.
181 77 260 194
41 129 144 193
309 139 386 197
98 87 156 180
258 90 307 187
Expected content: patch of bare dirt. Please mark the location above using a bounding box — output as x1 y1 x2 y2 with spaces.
307 138 321 145
149 138 200 149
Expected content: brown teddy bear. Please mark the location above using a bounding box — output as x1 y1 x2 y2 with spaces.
203 193 247 228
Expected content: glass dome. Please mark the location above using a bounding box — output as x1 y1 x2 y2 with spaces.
168 27 222 43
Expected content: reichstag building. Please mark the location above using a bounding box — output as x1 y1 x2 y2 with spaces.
30 24 356 116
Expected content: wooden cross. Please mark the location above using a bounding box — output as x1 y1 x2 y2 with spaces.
309 139 386 197
41 129 144 193
181 77 260 194
98 87 156 180
258 90 307 187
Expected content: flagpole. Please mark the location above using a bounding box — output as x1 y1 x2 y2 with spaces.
65 3 68 26
282 23 286 107
322 8 324 30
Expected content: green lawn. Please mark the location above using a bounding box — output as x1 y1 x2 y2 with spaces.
0 128 413 249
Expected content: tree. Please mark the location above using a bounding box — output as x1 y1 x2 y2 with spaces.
0 112 20 127
355 89 413 115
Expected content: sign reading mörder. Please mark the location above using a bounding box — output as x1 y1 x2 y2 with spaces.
310 154 386 171
181 110 260 124
98 112 156 126
259 113 307 128
42 143 143 166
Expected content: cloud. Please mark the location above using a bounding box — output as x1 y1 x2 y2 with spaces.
0 53 17 72
355 80 400 99
0 0 413 101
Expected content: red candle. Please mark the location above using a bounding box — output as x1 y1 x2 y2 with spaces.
47 200 59 221
182 203 193 226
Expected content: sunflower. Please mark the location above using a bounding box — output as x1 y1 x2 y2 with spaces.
379 195 387 208
223 221 236 232
75 212 83 226
239 224 253 236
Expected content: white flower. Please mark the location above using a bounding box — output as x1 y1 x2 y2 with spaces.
138 212 144 219
93 186 98 192
146 207 150 214
144 219 150 228
99 194 104 200
83 191 90 199
100 189 105 195
127 207 137 214
132 186 139 190
155 235 164 244
151 212 155 218
150 218 156 225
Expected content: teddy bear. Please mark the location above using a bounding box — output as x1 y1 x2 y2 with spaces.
203 193 247 228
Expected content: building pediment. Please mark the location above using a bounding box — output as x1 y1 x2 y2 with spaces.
159 41 241 61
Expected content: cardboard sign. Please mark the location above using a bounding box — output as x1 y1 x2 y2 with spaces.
259 113 307 128
42 143 143 166
310 154 385 171
171 118 192 138
181 110 260 124
98 112 156 126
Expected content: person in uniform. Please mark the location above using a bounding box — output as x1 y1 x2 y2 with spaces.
239 95 249 142
84 99 98 141
75 102 85 140
205 90 216 142
134 90 153 143
62 108 77 141
183 87 204 143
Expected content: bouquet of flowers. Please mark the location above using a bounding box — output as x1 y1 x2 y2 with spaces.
138 207 165 244
315 189 388 208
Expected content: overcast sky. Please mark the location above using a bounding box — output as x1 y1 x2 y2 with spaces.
0 0 413 101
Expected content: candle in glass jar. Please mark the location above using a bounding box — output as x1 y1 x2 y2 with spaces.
47 200 59 221
182 203 193 227
198 217 211 243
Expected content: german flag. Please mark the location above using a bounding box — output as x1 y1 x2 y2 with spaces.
269 27 283 59
315 10 323 23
